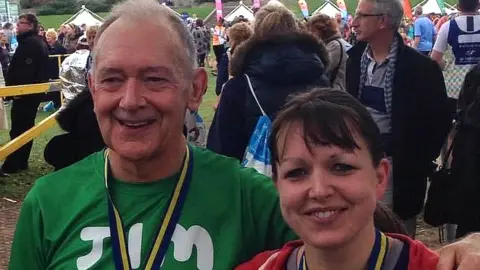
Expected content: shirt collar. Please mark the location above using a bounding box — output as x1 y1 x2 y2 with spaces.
365 35 398 64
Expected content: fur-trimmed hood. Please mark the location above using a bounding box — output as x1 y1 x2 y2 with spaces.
230 31 330 84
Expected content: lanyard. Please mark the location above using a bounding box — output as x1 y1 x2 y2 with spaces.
104 145 194 270
298 229 389 270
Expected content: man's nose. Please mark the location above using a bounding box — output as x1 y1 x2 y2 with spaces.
119 78 147 110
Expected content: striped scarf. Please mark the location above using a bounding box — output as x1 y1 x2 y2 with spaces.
359 35 399 115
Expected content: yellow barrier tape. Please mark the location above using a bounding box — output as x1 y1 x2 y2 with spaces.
0 111 58 161
0 82 60 97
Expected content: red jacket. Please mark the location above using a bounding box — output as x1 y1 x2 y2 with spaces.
236 234 439 270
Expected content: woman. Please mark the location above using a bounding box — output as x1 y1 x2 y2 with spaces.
237 89 439 270
207 3 330 161
62 23 82 53
215 21 253 99
307 14 347 90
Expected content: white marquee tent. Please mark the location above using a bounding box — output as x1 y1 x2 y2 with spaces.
63 5 104 26
225 1 255 22
413 0 458 15
312 1 342 17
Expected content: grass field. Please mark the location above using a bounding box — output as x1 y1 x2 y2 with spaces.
0 71 218 201
37 3 215 29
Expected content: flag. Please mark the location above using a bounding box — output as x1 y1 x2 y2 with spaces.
336 0 348 18
437 0 445 14
403 0 412 19
253 0 261 8
298 0 309 18
215 0 223 20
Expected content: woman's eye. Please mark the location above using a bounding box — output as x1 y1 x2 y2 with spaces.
331 163 356 174
284 168 308 179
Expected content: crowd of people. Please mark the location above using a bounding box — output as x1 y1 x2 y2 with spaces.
3 0 480 269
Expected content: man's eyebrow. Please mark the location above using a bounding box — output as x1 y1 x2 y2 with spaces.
97 67 125 76
139 66 175 76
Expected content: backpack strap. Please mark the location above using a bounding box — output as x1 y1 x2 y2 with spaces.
245 74 267 116
330 39 344 86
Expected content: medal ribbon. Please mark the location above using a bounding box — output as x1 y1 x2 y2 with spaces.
298 229 388 270
104 145 194 270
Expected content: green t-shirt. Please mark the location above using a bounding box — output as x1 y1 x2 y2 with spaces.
9 147 296 270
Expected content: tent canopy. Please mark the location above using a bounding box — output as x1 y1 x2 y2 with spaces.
312 1 342 17
224 1 255 22
63 5 104 26
413 0 457 14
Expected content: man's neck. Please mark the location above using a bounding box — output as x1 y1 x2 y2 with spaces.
368 32 395 63
302 222 376 270
108 137 187 183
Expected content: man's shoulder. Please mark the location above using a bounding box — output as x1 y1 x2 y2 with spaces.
32 151 104 196
192 146 273 185
401 46 439 68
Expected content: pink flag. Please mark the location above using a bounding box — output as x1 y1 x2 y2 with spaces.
253 0 261 8
215 0 223 20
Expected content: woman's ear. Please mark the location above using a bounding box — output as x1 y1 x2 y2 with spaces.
375 158 390 200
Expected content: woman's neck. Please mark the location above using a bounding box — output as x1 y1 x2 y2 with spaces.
302 224 376 270
108 137 187 183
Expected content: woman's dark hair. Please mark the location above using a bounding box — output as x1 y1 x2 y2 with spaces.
374 203 408 235
307 13 339 41
269 88 384 178
19 13 39 33
459 0 479 12
196 18 204 27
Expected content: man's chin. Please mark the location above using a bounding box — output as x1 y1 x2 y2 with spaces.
110 142 154 161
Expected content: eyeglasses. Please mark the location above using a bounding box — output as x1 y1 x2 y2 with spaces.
354 12 385 19
17 21 29 25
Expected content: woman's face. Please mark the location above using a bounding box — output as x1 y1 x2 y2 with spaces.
39 28 45 36
46 35 56 45
275 122 389 249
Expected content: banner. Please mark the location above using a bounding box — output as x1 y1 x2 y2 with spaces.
403 0 412 19
298 0 309 18
253 0 261 8
215 0 223 21
336 0 348 18
436 0 445 14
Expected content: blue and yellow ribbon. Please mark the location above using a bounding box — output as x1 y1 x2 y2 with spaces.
299 229 389 270
104 145 194 270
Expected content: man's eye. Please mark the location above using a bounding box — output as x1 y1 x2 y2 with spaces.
101 77 122 83
145 77 166 82
284 168 308 179
331 163 356 174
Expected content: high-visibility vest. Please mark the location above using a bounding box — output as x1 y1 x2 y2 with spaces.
212 25 226 46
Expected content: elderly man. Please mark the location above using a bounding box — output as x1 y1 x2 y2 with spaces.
347 0 451 237
8 0 480 269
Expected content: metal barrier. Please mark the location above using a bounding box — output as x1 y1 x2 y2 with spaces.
0 54 71 161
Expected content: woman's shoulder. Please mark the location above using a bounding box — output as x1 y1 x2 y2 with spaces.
387 233 439 270
236 241 303 270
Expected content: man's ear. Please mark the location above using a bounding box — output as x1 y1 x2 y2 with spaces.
187 67 208 112
88 71 95 94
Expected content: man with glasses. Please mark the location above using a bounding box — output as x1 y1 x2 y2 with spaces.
1 13 49 176
346 0 451 237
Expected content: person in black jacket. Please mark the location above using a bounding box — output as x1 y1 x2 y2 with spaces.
1 13 49 175
346 0 452 236
207 3 330 161
43 90 105 171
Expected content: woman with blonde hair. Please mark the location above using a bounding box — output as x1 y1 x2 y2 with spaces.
207 2 330 161
307 13 348 90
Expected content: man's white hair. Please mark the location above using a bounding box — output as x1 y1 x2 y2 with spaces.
91 0 196 76
366 0 404 30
